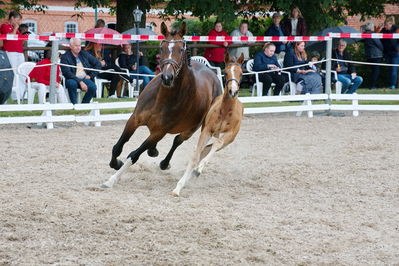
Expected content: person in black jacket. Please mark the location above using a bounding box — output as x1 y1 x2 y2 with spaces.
253 43 285 95
363 22 384 90
265 12 287 60
379 16 399 89
60 38 101 104
332 39 363 94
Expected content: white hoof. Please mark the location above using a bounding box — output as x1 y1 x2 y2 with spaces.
100 181 113 189
172 188 181 196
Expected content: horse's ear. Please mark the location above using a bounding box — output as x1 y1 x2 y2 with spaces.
179 21 187 37
161 22 169 37
224 53 230 64
237 53 244 64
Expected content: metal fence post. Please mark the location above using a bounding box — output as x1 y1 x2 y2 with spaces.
49 40 59 104
325 37 332 96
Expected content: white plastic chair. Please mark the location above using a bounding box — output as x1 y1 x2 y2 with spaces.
94 76 111 99
246 59 265 96
16 62 44 104
115 57 142 97
321 70 342 94
60 73 82 103
191 56 224 91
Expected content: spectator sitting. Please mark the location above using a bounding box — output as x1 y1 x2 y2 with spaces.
265 12 287 60
282 7 307 36
253 43 285 96
0 11 25 101
229 20 254 62
60 38 101 104
204 21 231 68
332 39 363 94
379 16 399 89
118 43 155 93
284 41 322 94
85 42 132 98
363 22 384 90
154 53 161 74
28 50 68 104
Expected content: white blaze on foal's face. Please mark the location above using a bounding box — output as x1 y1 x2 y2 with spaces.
226 64 241 97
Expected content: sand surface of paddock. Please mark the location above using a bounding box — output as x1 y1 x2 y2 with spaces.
1 113 399 265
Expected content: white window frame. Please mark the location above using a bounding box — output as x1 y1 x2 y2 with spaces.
23 20 37 34
64 22 78 33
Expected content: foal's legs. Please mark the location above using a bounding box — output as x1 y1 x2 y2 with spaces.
172 131 211 196
110 116 139 170
160 130 195 170
102 132 165 188
195 131 238 175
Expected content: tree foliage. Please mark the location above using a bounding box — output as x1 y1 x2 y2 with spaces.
1 0 399 34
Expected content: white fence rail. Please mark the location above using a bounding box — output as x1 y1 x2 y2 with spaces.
1 93 398 129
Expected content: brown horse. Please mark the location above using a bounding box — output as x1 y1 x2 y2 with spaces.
102 22 222 188
172 53 244 196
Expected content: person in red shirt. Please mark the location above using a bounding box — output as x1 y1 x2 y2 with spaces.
28 51 68 104
204 21 230 67
0 11 25 102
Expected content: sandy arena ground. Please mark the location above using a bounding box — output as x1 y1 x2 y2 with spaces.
1 113 399 265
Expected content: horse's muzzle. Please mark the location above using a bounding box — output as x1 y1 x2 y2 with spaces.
229 89 239 98
161 72 174 86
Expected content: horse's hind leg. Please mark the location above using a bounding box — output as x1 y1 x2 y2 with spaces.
110 116 138 170
172 132 211 196
147 143 159 157
160 131 194 170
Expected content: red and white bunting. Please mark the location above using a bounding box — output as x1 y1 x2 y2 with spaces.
328 32 399 39
1 32 398 41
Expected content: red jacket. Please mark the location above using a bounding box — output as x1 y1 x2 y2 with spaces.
0 22 24 53
204 29 231 63
28 58 61 85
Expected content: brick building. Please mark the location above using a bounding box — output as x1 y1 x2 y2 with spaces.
347 4 399 31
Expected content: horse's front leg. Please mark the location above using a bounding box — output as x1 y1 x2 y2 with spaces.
102 132 165 188
160 129 195 170
109 115 138 170
172 131 211 196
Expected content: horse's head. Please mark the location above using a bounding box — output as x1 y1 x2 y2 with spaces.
159 21 187 87
224 53 244 98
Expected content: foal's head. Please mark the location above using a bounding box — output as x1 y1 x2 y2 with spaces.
224 53 244 98
159 22 187 87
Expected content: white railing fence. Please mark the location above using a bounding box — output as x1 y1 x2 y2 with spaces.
1 93 398 129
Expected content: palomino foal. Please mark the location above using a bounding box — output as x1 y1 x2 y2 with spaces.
173 53 244 196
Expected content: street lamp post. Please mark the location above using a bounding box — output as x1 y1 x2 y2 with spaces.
133 6 143 95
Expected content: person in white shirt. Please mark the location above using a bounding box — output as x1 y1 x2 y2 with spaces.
229 21 254 62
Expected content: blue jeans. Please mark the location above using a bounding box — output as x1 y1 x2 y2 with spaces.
129 65 155 89
385 53 399 88
65 79 96 104
337 74 363 94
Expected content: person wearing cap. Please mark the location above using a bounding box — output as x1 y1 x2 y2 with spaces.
363 22 384 90
265 12 287 60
